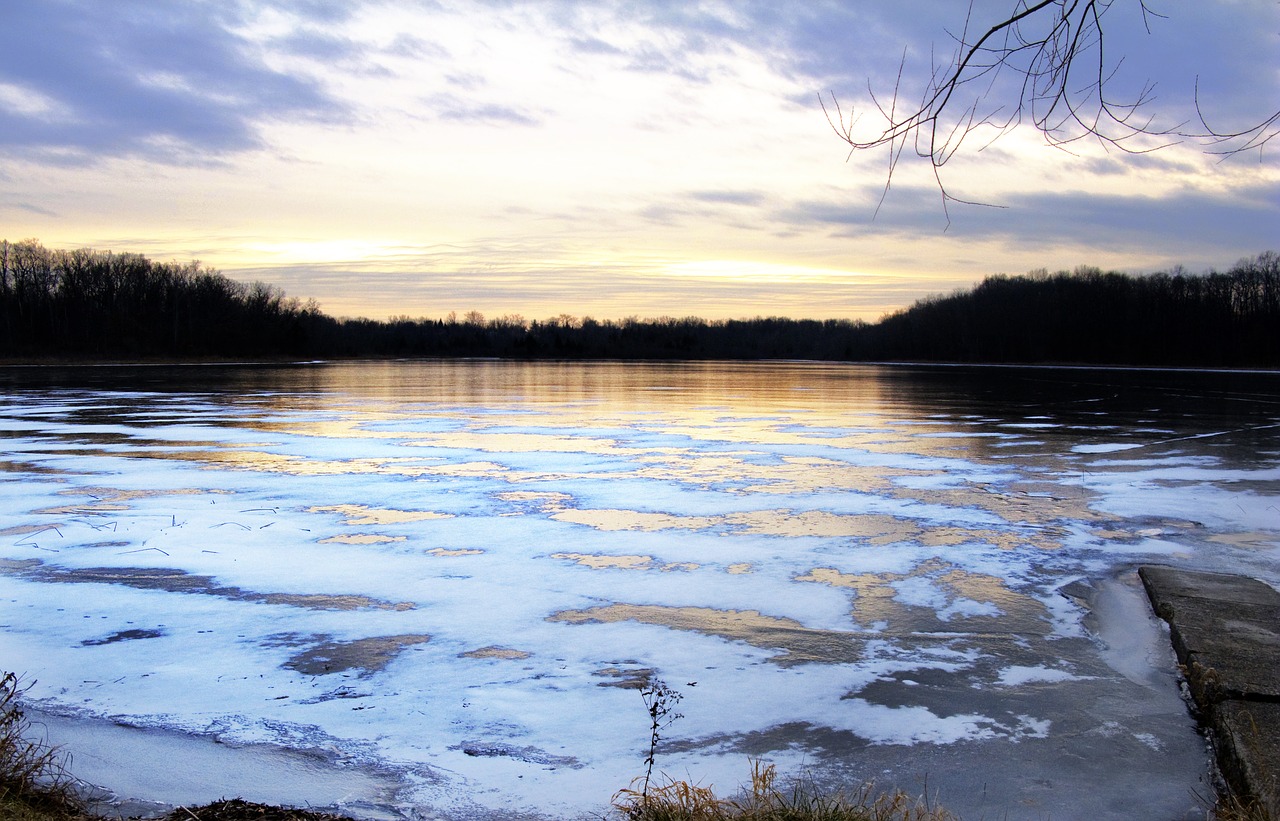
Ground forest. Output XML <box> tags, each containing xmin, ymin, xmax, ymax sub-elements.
<box><xmin>1</xmin><ymin>239</ymin><xmax>1277</xmax><ymax>368</ymax></box>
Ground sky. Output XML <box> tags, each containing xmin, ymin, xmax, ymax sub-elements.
<box><xmin>1</xmin><ymin>0</ymin><xmax>1277</xmax><ymax>322</ymax></box>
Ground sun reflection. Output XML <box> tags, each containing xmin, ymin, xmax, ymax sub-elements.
<box><xmin>460</xmin><ymin>646</ymin><xmax>531</xmax><ymax>660</ymax></box>
<box><xmin>550</xmin><ymin>509</ymin><xmax>720</xmax><ymax>532</ymax></box>
<box><xmin>797</xmin><ymin>559</ymin><xmax>1050</xmax><ymax>636</ymax></box>
<box><xmin>631</xmin><ymin>453</ymin><xmax>931</xmax><ymax>494</ymax></box>
<box><xmin>279</xmin><ymin>633</ymin><xmax>432</xmax><ymax>677</ymax></box>
<box><xmin>895</xmin><ymin>482</ymin><xmax>1102</xmax><ymax>526</ymax></box>
<box><xmin>550</xmin><ymin>552</ymin><xmax>702</xmax><ymax>571</ymax></box>
<box><xmin>727</xmin><ymin>510</ymin><xmax>916</xmax><ymax>540</ymax></box>
<box><xmin>318</xmin><ymin>534</ymin><xmax>407</xmax><ymax>545</ymax></box>
<box><xmin>547</xmin><ymin>603</ymin><xmax>866</xmax><ymax>665</ymax></box>
<box><xmin>543</xmin><ymin>504</ymin><xmax>1067</xmax><ymax>551</ymax></box>
<box><xmin>308</xmin><ymin>504</ymin><xmax>453</xmax><ymax>524</ymax></box>
<box><xmin>551</xmin><ymin>553</ymin><xmax>656</xmax><ymax>570</ymax></box>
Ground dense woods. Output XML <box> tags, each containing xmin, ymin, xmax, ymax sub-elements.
<box><xmin>0</xmin><ymin>239</ymin><xmax>320</xmax><ymax>358</ymax></box>
<box><xmin>863</xmin><ymin>257</ymin><xmax>1280</xmax><ymax>367</ymax></box>
<box><xmin>2</xmin><ymin>239</ymin><xmax>1277</xmax><ymax>367</ymax></box>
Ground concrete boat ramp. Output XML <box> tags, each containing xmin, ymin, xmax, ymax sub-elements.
<box><xmin>1140</xmin><ymin>566</ymin><xmax>1280</xmax><ymax>816</ymax></box>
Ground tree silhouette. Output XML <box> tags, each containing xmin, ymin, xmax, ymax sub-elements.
<box><xmin>823</xmin><ymin>0</ymin><xmax>1280</xmax><ymax>216</ymax></box>
<box><xmin>3</xmin><ymin>240</ymin><xmax>1276</xmax><ymax>368</ymax></box>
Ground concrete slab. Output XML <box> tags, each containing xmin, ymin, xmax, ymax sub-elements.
<box><xmin>1140</xmin><ymin>565</ymin><xmax>1280</xmax><ymax>815</ymax></box>
<box><xmin>1140</xmin><ymin>567</ymin><xmax>1280</xmax><ymax>701</ymax></box>
<box><xmin>1139</xmin><ymin>566</ymin><xmax>1280</xmax><ymax>609</ymax></box>
<box><xmin>1211</xmin><ymin>700</ymin><xmax>1280</xmax><ymax>820</ymax></box>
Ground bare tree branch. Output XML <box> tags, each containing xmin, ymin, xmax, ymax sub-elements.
<box><xmin>824</xmin><ymin>0</ymin><xmax>1280</xmax><ymax>219</ymax></box>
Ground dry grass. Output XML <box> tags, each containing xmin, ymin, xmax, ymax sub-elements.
<box><xmin>0</xmin><ymin>672</ymin><xmax>83</xmax><ymax>820</ymax></box>
<box><xmin>612</xmin><ymin>760</ymin><xmax>958</xmax><ymax>821</ymax></box>
<box><xmin>1213</xmin><ymin>793</ymin><xmax>1272</xmax><ymax>821</ymax></box>
<box><xmin>159</xmin><ymin>798</ymin><xmax>357</xmax><ymax>820</ymax></box>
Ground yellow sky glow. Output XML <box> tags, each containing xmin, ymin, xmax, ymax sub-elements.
<box><xmin>3</xmin><ymin>1</ymin><xmax>1276</xmax><ymax>322</ymax></box>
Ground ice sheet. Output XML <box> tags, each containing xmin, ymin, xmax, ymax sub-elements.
<box><xmin>2</xmin><ymin>361</ymin><xmax>1275</xmax><ymax>820</ymax></box>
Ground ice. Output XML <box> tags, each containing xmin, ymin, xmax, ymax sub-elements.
<box><xmin>2</xmin><ymin>361</ymin><xmax>1275</xmax><ymax>821</ymax></box>
<box><xmin>1072</xmin><ymin>443</ymin><xmax>1144</xmax><ymax>453</ymax></box>
<box><xmin>995</xmin><ymin>665</ymin><xmax>1083</xmax><ymax>686</ymax></box>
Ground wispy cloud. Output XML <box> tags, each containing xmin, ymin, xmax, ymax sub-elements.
<box><xmin>0</xmin><ymin>1</ymin><xmax>347</xmax><ymax>164</ymax></box>
<box><xmin>428</xmin><ymin>93</ymin><xmax>543</xmax><ymax>126</ymax></box>
<box><xmin>3</xmin><ymin>1</ymin><xmax>1276</xmax><ymax>321</ymax></box>
<box><xmin>689</xmin><ymin>190</ymin><xmax>769</xmax><ymax>206</ymax></box>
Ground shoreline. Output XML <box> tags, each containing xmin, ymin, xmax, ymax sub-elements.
<box><xmin>25</xmin><ymin>707</ymin><xmax>401</xmax><ymax>820</ymax></box>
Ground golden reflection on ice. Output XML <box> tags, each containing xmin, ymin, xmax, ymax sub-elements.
<box><xmin>550</xmin><ymin>553</ymin><xmax>701</xmax><ymax>572</ymax></box>
<box><xmin>405</xmin><ymin>431</ymin><xmax>645</xmax><ymax>456</ymax></box>
<box><xmin>5</xmin><ymin>561</ymin><xmax>416</xmax><ymax>611</ymax></box>
<box><xmin>307</xmin><ymin>504</ymin><xmax>453</xmax><ymax>525</ymax></box>
<box><xmin>318</xmin><ymin>534</ymin><xmax>407</xmax><ymax>545</ymax></box>
<box><xmin>547</xmin><ymin>505</ymin><xmax>1063</xmax><ymax>550</ymax></box>
<box><xmin>1208</xmin><ymin>532</ymin><xmax>1278</xmax><ymax>549</ymax></box>
<box><xmin>592</xmin><ymin>666</ymin><xmax>655</xmax><ymax>688</ymax></box>
<box><xmin>551</xmin><ymin>509</ymin><xmax>720</xmax><ymax>532</ymax></box>
<box><xmin>34</xmin><ymin>486</ymin><xmax>227</xmax><ymax>515</ymax></box>
<box><xmin>0</xmin><ymin>460</ymin><xmax>65</xmax><ymax>475</ymax></box>
<box><xmin>922</xmin><ymin>526</ymin><xmax>1063</xmax><ymax>552</ymax></box>
<box><xmin>36</xmin><ymin>503</ymin><xmax>130</xmax><ymax>515</ymax></box>
<box><xmin>0</xmin><ymin>524</ymin><xmax>57</xmax><ymax>537</ymax></box>
<box><xmin>428</xmin><ymin>547</ymin><xmax>485</xmax><ymax>557</ymax></box>
<box><xmin>632</xmin><ymin>454</ymin><xmax>930</xmax><ymax>495</ymax></box>
<box><xmin>172</xmin><ymin>450</ymin><xmax>446</xmax><ymax>477</ymax></box>
<box><xmin>726</xmin><ymin>510</ymin><xmax>916</xmax><ymax>540</ymax></box>
<box><xmin>552</xmin><ymin>553</ymin><xmax>654</xmax><ymax>570</ymax></box>
<box><xmin>495</xmin><ymin>491</ymin><xmax>572</xmax><ymax>504</ymax></box>
<box><xmin>548</xmin><ymin>603</ymin><xmax>865</xmax><ymax>665</ymax></box>
<box><xmin>281</xmin><ymin>633</ymin><xmax>431</xmax><ymax>677</ymax></box>
<box><xmin>726</xmin><ymin>563</ymin><xmax>754</xmax><ymax>575</ymax></box>
<box><xmin>494</xmin><ymin>491</ymin><xmax>572</xmax><ymax>515</ymax></box>
<box><xmin>257</xmin><ymin>415</ymin><xmax>657</xmax><ymax>458</ymax></box>
<box><xmin>626</xmin><ymin>416</ymin><xmax>996</xmax><ymax>461</ymax></box>
<box><xmin>797</xmin><ymin>558</ymin><xmax>1050</xmax><ymax>635</ymax></box>
<box><xmin>459</xmin><ymin>646</ymin><xmax>531</xmax><ymax>660</ymax></box>
<box><xmin>896</xmin><ymin>482</ymin><xmax>1102</xmax><ymax>526</ymax></box>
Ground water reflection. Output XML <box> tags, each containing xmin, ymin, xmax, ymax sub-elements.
<box><xmin>547</xmin><ymin>603</ymin><xmax>867</xmax><ymax>666</ymax></box>
<box><xmin>0</xmin><ymin>361</ymin><xmax>1277</xmax><ymax>820</ymax></box>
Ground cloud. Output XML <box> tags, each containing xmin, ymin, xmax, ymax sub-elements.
<box><xmin>689</xmin><ymin>190</ymin><xmax>768</xmax><ymax>206</ymax></box>
<box><xmin>229</xmin><ymin>251</ymin><xmax>925</xmax><ymax>322</ymax></box>
<box><xmin>778</xmin><ymin>181</ymin><xmax>1280</xmax><ymax>262</ymax></box>
<box><xmin>1</xmin><ymin>201</ymin><xmax>59</xmax><ymax>218</ymax></box>
<box><xmin>568</xmin><ymin>36</ymin><xmax>626</xmax><ymax>57</ymax></box>
<box><xmin>763</xmin><ymin>2</ymin><xmax>1280</xmax><ymax>160</ymax></box>
<box><xmin>428</xmin><ymin>93</ymin><xmax>543</xmax><ymax>126</ymax></box>
<box><xmin>0</xmin><ymin>1</ymin><xmax>348</xmax><ymax>164</ymax></box>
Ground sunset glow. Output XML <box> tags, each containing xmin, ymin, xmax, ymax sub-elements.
<box><xmin>3</xmin><ymin>1</ymin><xmax>1276</xmax><ymax>322</ymax></box>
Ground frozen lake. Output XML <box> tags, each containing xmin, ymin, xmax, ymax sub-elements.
<box><xmin>2</xmin><ymin>360</ymin><xmax>1279</xmax><ymax>819</ymax></box>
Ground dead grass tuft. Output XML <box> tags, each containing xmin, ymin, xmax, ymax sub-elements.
<box><xmin>159</xmin><ymin>798</ymin><xmax>357</xmax><ymax>820</ymax></box>
<box><xmin>612</xmin><ymin>760</ymin><xmax>958</xmax><ymax>821</ymax></box>
<box><xmin>1212</xmin><ymin>792</ymin><xmax>1272</xmax><ymax>821</ymax></box>
<box><xmin>0</xmin><ymin>672</ymin><xmax>82</xmax><ymax>819</ymax></box>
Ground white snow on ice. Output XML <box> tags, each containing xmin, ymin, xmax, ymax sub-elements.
<box><xmin>0</xmin><ymin>361</ymin><xmax>1275</xmax><ymax>821</ymax></box>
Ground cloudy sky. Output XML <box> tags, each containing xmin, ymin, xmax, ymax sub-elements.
<box><xmin>2</xmin><ymin>1</ymin><xmax>1276</xmax><ymax>321</ymax></box>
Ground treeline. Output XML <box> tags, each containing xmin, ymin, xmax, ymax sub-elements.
<box><xmin>2</xmin><ymin>239</ymin><xmax>1277</xmax><ymax>367</ymax></box>
<box><xmin>863</xmin><ymin>255</ymin><xmax>1280</xmax><ymax>367</ymax></box>
<box><xmin>317</xmin><ymin>314</ymin><xmax>867</xmax><ymax>361</ymax></box>
<box><xmin>0</xmin><ymin>239</ymin><xmax>320</xmax><ymax>358</ymax></box>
